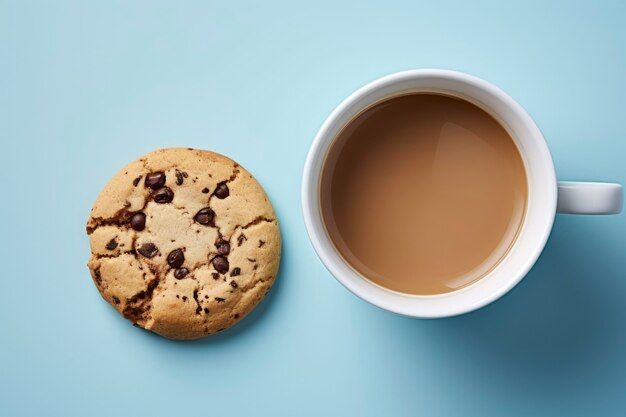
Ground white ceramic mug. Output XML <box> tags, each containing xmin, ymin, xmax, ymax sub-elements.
<box><xmin>302</xmin><ymin>69</ymin><xmax>623</xmax><ymax>318</ymax></box>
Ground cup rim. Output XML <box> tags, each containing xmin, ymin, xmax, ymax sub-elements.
<box><xmin>301</xmin><ymin>69</ymin><xmax>557</xmax><ymax>317</ymax></box>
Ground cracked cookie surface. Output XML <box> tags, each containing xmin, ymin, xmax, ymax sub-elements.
<box><xmin>86</xmin><ymin>148</ymin><xmax>281</xmax><ymax>340</ymax></box>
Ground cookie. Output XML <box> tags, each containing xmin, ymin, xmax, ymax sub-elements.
<box><xmin>86</xmin><ymin>148</ymin><xmax>281</xmax><ymax>340</ymax></box>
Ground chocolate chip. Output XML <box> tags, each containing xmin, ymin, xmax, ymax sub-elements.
<box><xmin>175</xmin><ymin>169</ymin><xmax>184</xmax><ymax>185</ymax></box>
<box><xmin>94</xmin><ymin>267</ymin><xmax>102</xmax><ymax>285</ymax></box>
<box><xmin>129</xmin><ymin>212</ymin><xmax>146</xmax><ymax>231</ymax></box>
<box><xmin>174</xmin><ymin>268</ymin><xmax>189</xmax><ymax>279</ymax></box>
<box><xmin>145</xmin><ymin>172</ymin><xmax>166</xmax><ymax>189</ymax></box>
<box><xmin>152</xmin><ymin>187</ymin><xmax>174</xmax><ymax>203</ymax></box>
<box><xmin>234</xmin><ymin>313</ymin><xmax>239</xmax><ymax>319</ymax></box>
<box><xmin>215</xmin><ymin>297</ymin><xmax>225</xmax><ymax>303</ymax></box>
<box><xmin>258</xmin><ymin>240</ymin><xmax>265</xmax><ymax>248</ymax></box>
<box><xmin>105</xmin><ymin>238</ymin><xmax>118</xmax><ymax>250</ymax></box>
<box><xmin>182</xmin><ymin>171</ymin><xmax>189</xmax><ymax>178</ymax></box>
<box><xmin>112</xmin><ymin>296</ymin><xmax>120</xmax><ymax>304</ymax></box>
<box><xmin>216</xmin><ymin>239</ymin><xmax>230</xmax><ymax>255</ymax></box>
<box><xmin>137</xmin><ymin>243</ymin><xmax>159</xmax><ymax>258</ymax></box>
<box><xmin>182</xmin><ymin>296</ymin><xmax>187</xmax><ymax>301</ymax></box>
<box><xmin>211</xmin><ymin>272</ymin><xmax>220</xmax><ymax>280</ymax></box>
<box><xmin>212</xmin><ymin>256</ymin><xmax>229</xmax><ymax>273</ymax></box>
<box><xmin>202</xmin><ymin>187</ymin><xmax>209</xmax><ymax>194</ymax></box>
<box><xmin>230</xmin><ymin>280</ymin><xmax>238</xmax><ymax>288</ymax></box>
<box><xmin>213</xmin><ymin>182</ymin><xmax>229</xmax><ymax>199</ymax></box>
<box><xmin>167</xmin><ymin>249</ymin><xmax>185</xmax><ymax>268</ymax></box>
<box><xmin>132</xmin><ymin>176</ymin><xmax>142</xmax><ymax>186</ymax></box>
<box><xmin>194</xmin><ymin>207</ymin><xmax>215</xmax><ymax>226</ymax></box>
<box><xmin>230</xmin><ymin>267</ymin><xmax>241</xmax><ymax>277</ymax></box>
<box><xmin>237</xmin><ymin>234</ymin><xmax>247</xmax><ymax>246</ymax></box>
<box><xmin>204</xmin><ymin>308</ymin><xmax>209</xmax><ymax>314</ymax></box>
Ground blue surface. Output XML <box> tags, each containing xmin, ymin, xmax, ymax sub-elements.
<box><xmin>1</xmin><ymin>1</ymin><xmax>625</xmax><ymax>416</ymax></box>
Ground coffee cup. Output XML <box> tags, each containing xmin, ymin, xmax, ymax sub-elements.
<box><xmin>302</xmin><ymin>69</ymin><xmax>622</xmax><ymax>317</ymax></box>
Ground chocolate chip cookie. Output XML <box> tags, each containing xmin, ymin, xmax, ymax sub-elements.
<box><xmin>86</xmin><ymin>148</ymin><xmax>281</xmax><ymax>340</ymax></box>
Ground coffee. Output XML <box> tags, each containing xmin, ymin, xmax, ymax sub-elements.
<box><xmin>320</xmin><ymin>93</ymin><xmax>528</xmax><ymax>295</ymax></box>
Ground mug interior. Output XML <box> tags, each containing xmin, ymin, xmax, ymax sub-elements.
<box><xmin>302</xmin><ymin>69</ymin><xmax>557</xmax><ymax>317</ymax></box>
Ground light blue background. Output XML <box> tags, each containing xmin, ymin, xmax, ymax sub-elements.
<box><xmin>1</xmin><ymin>1</ymin><xmax>625</xmax><ymax>416</ymax></box>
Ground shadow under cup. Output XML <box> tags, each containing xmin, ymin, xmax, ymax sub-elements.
<box><xmin>319</xmin><ymin>92</ymin><xmax>529</xmax><ymax>296</ymax></box>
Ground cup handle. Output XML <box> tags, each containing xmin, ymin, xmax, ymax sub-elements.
<box><xmin>557</xmin><ymin>181</ymin><xmax>623</xmax><ymax>214</ymax></box>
